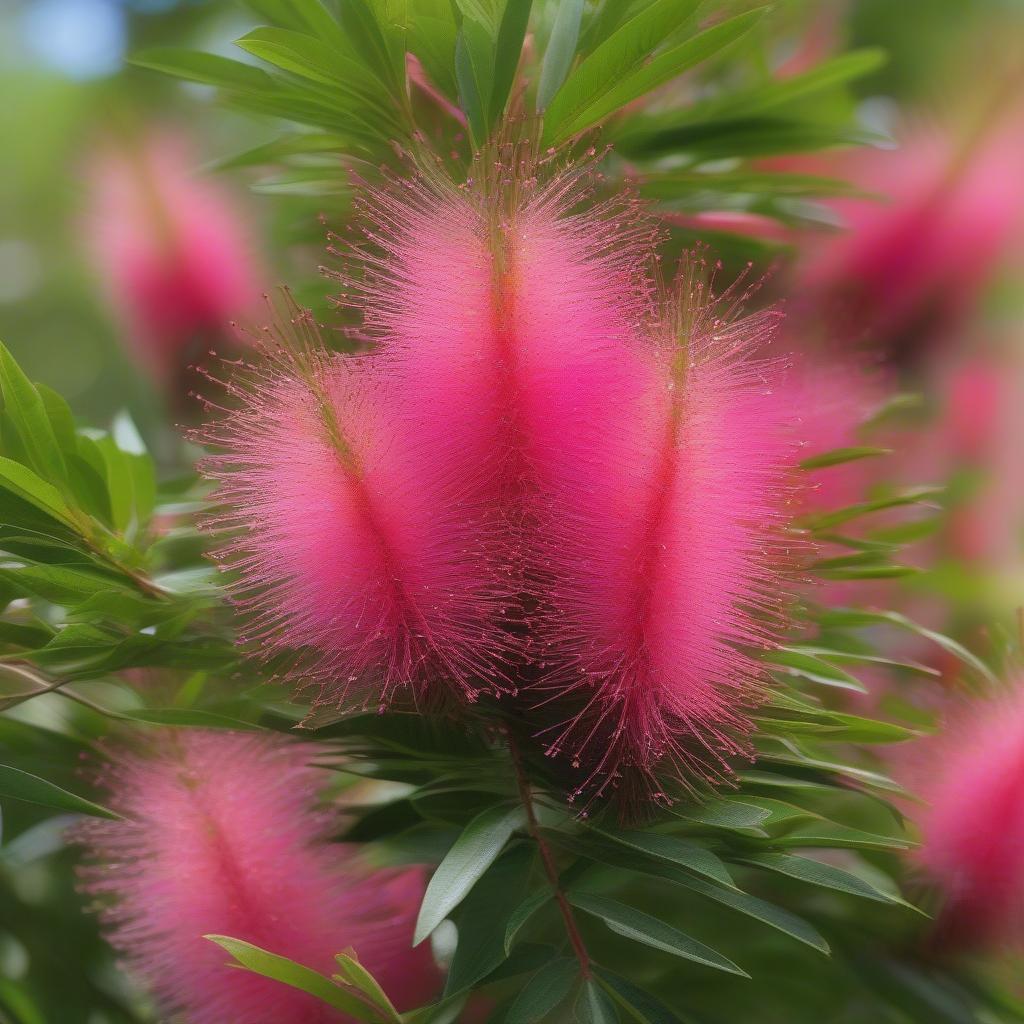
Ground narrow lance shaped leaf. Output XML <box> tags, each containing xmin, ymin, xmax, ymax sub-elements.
<box><xmin>506</xmin><ymin>958</ymin><xmax>578</xmax><ymax>1024</ymax></box>
<box><xmin>537</xmin><ymin>0</ymin><xmax>585</xmax><ymax>110</ymax></box>
<box><xmin>0</xmin><ymin>764</ymin><xmax>122</xmax><ymax>820</ymax></box>
<box><xmin>204</xmin><ymin>936</ymin><xmax>378</xmax><ymax>1020</ymax></box>
<box><xmin>576</xmin><ymin>978</ymin><xmax>619</xmax><ymax>1023</ymax></box>
<box><xmin>414</xmin><ymin>803</ymin><xmax>526</xmax><ymax>945</ymax></box>
<box><xmin>567</xmin><ymin>892</ymin><xmax>748</xmax><ymax>976</ymax></box>
<box><xmin>489</xmin><ymin>0</ymin><xmax>533</xmax><ymax>125</ymax></box>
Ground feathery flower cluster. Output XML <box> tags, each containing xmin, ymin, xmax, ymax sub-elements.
<box><xmin>912</xmin><ymin>687</ymin><xmax>1024</xmax><ymax>949</ymax></box>
<box><xmin>84</xmin><ymin>130</ymin><xmax>262</xmax><ymax>395</ymax></box>
<box><xmin>75</xmin><ymin>730</ymin><xmax>436</xmax><ymax>1023</ymax></box>
<box><xmin>200</xmin><ymin>153</ymin><xmax>801</xmax><ymax>802</ymax></box>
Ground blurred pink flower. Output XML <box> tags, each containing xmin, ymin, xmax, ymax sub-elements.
<box><xmin>76</xmin><ymin>730</ymin><xmax>437</xmax><ymax>1024</ymax></box>
<box><xmin>793</xmin><ymin>109</ymin><xmax>1024</xmax><ymax>364</ymax></box>
<box><xmin>912</xmin><ymin>687</ymin><xmax>1024</xmax><ymax>949</ymax></box>
<box><xmin>84</xmin><ymin>131</ymin><xmax>263</xmax><ymax>394</ymax></box>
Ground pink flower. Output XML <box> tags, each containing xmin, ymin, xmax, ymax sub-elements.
<box><xmin>912</xmin><ymin>687</ymin><xmax>1024</xmax><ymax>948</ymax></box>
<box><xmin>84</xmin><ymin>130</ymin><xmax>263</xmax><ymax>394</ymax></box>
<box><xmin>202</xmin><ymin>157</ymin><xmax>804</xmax><ymax>800</ymax></box>
<box><xmin>534</xmin><ymin>259</ymin><xmax>797</xmax><ymax>802</ymax></box>
<box><xmin>793</xmin><ymin>112</ymin><xmax>1024</xmax><ymax>363</ymax></box>
<box><xmin>75</xmin><ymin>730</ymin><xmax>437</xmax><ymax>1024</ymax></box>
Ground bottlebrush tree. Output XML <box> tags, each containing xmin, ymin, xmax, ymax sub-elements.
<box><xmin>1</xmin><ymin>3</ymin><xmax>1021</xmax><ymax>1024</ymax></box>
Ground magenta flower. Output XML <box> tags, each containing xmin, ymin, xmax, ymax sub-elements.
<box><xmin>84</xmin><ymin>130</ymin><xmax>263</xmax><ymax>394</ymax></box>
<box><xmin>202</xmin><ymin>160</ymin><xmax>804</xmax><ymax>800</ymax></box>
<box><xmin>75</xmin><ymin>731</ymin><xmax>437</xmax><ymax>1023</ymax></box>
<box><xmin>913</xmin><ymin>688</ymin><xmax>1024</xmax><ymax>948</ymax></box>
<box><xmin>534</xmin><ymin>260</ymin><xmax>796</xmax><ymax>801</ymax></box>
<box><xmin>794</xmin><ymin>113</ymin><xmax>1024</xmax><ymax>364</ymax></box>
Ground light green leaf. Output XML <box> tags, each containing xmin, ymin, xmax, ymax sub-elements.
<box><xmin>0</xmin><ymin>342</ymin><xmax>67</xmax><ymax>484</ymax></box>
<box><xmin>0</xmin><ymin>763</ymin><xmax>121</xmax><ymax>820</ymax></box>
<box><xmin>538</xmin><ymin>0</ymin><xmax>585</xmax><ymax>110</ymax></box>
<box><xmin>568</xmin><ymin>892</ymin><xmax>747</xmax><ymax>976</ymax></box>
<box><xmin>0</xmin><ymin>457</ymin><xmax>74</xmax><ymax>525</ymax></box>
<box><xmin>506</xmin><ymin>958</ymin><xmax>578</xmax><ymax>1023</ymax></box>
<box><xmin>131</xmin><ymin>48</ymin><xmax>275</xmax><ymax>91</ymax></box>
<box><xmin>334</xmin><ymin>951</ymin><xmax>401</xmax><ymax>1023</ymax></box>
<box><xmin>205</xmin><ymin>936</ymin><xmax>377</xmax><ymax>1019</ymax></box>
<box><xmin>414</xmin><ymin>802</ymin><xmax>526</xmax><ymax>944</ymax></box>
<box><xmin>544</xmin><ymin>0</ymin><xmax>700</xmax><ymax>143</ymax></box>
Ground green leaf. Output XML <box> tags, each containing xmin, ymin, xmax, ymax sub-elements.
<box><xmin>334</xmin><ymin>952</ymin><xmax>401</xmax><ymax>1023</ymax></box>
<box><xmin>567</xmin><ymin>892</ymin><xmax>747</xmax><ymax>976</ymax></box>
<box><xmin>593</xmin><ymin>969</ymin><xmax>682</xmax><ymax>1024</ymax></box>
<box><xmin>489</xmin><ymin>0</ymin><xmax>533</xmax><ymax>124</ymax></box>
<box><xmin>0</xmin><ymin>342</ymin><xmax>67</xmax><ymax>484</ymax></box>
<box><xmin>455</xmin><ymin>21</ymin><xmax>489</xmax><ymax>145</ymax></box>
<box><xmin>506</xmin><ymin>958</ymin><xmax>578</xmax><ymax>1023</ymax></box>
<box><xmin>119</xmin><ymin>708</ymin><xmax>260</xmax><ymax>730</ymax></box>
<box><xmin>576</xmin><ymin>978</ymin><xmax>619</xmax><ymax>1024</ymax></box>
<box><xmin>131</xmin><ymin>47</ymin><xmax>275</xmax><ymax>91</ymax></box>
<box><xmin>800</xmin><ymin>446</ymin><xmax>891</xmax><ymax>470</ymax></box>
<box><xmin>546</xmin><ymin>5</ymin><xmax>763</xmax><ymax>145</ymax></box>
<box><xmin>674</xmin><ymin>797</ymin><xmax>773</xmax><ymax>833</ymax></box>
<box><xmin>445</xmin><ymin>843</ymin><xmax>535</xmax><ymax>995</ymax></box>
<box><xmin>589</xmin><ymin>826</ymin><xmax>736</xmax><ymax>887</ymax></box>
<box><xmin>739</xmin><ymin>853</ymin><xmax>915</xmax><ymax>909</ymax></box>
<box><xmin>0</xmin><ymin>764</ymin><xmax>121</xmax><ymax>820</ymax></box>
<box><xmin>414</xmin><ymin>802</ymin><xmax>526</xmax><ymax>944</ymax></box>
<box><xmin>504</xmin><ymin>884</ymin><xmax>554</xmax><ymax>955</ymax></box>
<box><xmin>766</xmin><ymin>647</ymin><xmax>867</xmax><ymax>693</ymax></box>
<box><xmin>336</xmin><ymin>0</ymin><xmax>405</xmax><ymax>100</ymax></box>
<box><xmin>817</xmin><ymin>607</ymin><xmax>998</xmax><ymax>687</ymax></box>
<box><xmin>0</xmin><ymin>457</ymin><xmax>74</xmax><ymax>525</ymax></box>
<box><xmin>205</xmin><ymin>936</ymin><xmax>377</xmax><ymax>1019</ymax></box>
<box><xmin>538</xmin><ymin>0</ymin><xmax>585</xmax><ymax>110</ymax></box>
<box><xmin>658</xmin><ymin>867</ymin><xmax>829</xmax><ymax>954</ymax></box>
<box><xmin>544</xmin><ymin>0</ymin><xmax>700</xmax><ymax>143</ymax></box>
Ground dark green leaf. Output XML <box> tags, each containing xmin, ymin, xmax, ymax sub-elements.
<box><xmin>800</xmin><ymin>446</ymin><xmax>891</xmax><ymax>470</ymax></box>
<box><xmin>489</xmin><ymin>0</ymin><xmax>532</xmax><ymax>124</ymax></box>
<box><xmin>0</xmin><ymin>458</ymin><xmax>73</xmax><ymax>525</ymax></box>
<box><xmin>738</xmin><ymin>853</ymin><xmax>916</xmax><ymax>909</ymax></box>
<box><xmin>445</xmin><ymin>843</ymin><xmax>535</xmax><ymax>995</ymax></box>
<box><xmin>506</xmin><ymin>958</ymin><xmax>578</xmax><ymax>1023</ymax></box>
<box><xmin>504</xmin><ymin>884</ymin><xmax>553</xmax><ymax>955</ymax></box>
<box><xmin>576</xmin><ymin>978</ymin><xmax>618</xmax><ymax>1023</ymax></box>
<box><xmin>589</xmin><ymin>826</ymin><xmax>735</xmax><ymax>887</ymax></box>
<box><xmin>593</xmin><ymin>969</ymin><xmax>682</xmax><ymax>1024</ymax></box>
<box><xmin>567</xmin><ymin>892</ymin><xmax>747</xmax><ymax>976</ymax></box>
<box><xmin>0</xmin><ymin>763</ymin><xmax>121</xmax><ymax>820</ymax></box>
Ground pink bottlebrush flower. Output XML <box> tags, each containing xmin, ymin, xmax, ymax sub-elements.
<box><xmin>198</xmin><ymin>330</ymin><xmax>507</xmax><ymax>706</ymax></box>
<box><xmin>75</xmin><ymin>730</ymin><xmax>437</xmax><ymax>1024</ymax></box>
<box><xmin>911</xmin><ymin>687</ymin><xmax>1024</xmax><ymax>949</ymax></box>
<box><xmin>203</xmin><ymin>155</ymin><xmax>655</xmax><ymax>709</ymax></box>
<box><xmin>83</xmin><ymin>130</ymin><xmax>263</xmax><ymax>395</ymax></box>
<box><xmin>534</xmin><ymin>259</ymin><xmax>798</xmax><ymax>802</ymax></box>
<box><xmin>792</xmin><ymin>109</ymin><xmax>1024</xmax><ymax>364</ymax></box>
